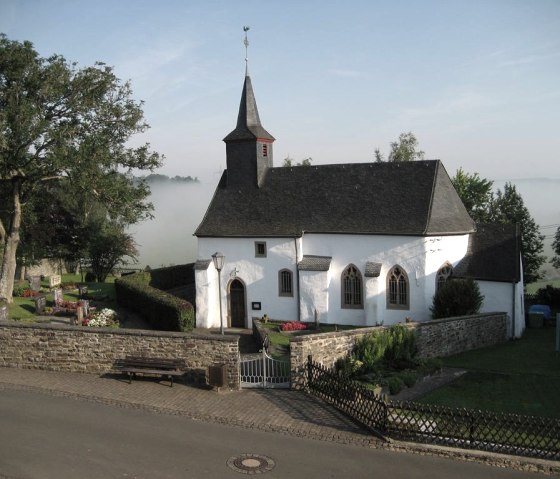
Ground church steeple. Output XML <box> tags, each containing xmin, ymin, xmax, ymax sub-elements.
<box><xmin>223</xmin><ymin>27</ymin><xmax>274</xmax><ymax>189</ymax></box>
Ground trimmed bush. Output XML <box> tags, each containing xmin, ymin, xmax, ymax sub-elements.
<box><xmin>430</xmin><ymin>278</ymin><xmax>484</xmax><ymax>319</ymax></box>
<box><xmin>148</xmin><ymin>264</ymin><xmax>194</xmax><ymax>291</ymax></box>
<box><xmin>115</xmin><ymin>265</ymin><xmax>195</xmax><ymax>332</ymax></box>
<box><xmin>387</xmin><ymin>376</ymin><xmax>404</xmax><ymax>395</ymax></box>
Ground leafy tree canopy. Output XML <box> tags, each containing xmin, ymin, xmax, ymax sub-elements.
<box><xmin>375</xmin><ymin>132</ymin><xmax>425</xmax><ymax>162</ymax></box>
<box><xmin>451</xmin><ymin>168</ymin><xmax>494</xmax><ymax>222</ymax></box>
<box><xmin>283</xmin><ymin>156</ymin><xmax>312</xmax><ymax>167</ymax></box>
<box><xmin>452</xmin><ymin>168</ymin><xmax>545</xmax><ymax>284</ymax></box>
<box><xmin>490</xmin><ymin>183</ymin><xmax>545</xmax><ymax>283</ymax></box>
<box><xmin>0</xmin><ymin>34</ymin><xmax>162</xmax><ymax>301</ymax></box>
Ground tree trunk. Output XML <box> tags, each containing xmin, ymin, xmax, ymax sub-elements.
<box><xmin>0</xmin><ymin>181</ymin><xmax>22</xmax><ymax>303</ymax></box>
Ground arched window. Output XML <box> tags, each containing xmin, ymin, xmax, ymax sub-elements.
<box><xmin>341</xmin><ymin>264</ymin><xmax>363</xmax><ymax>309</ymax></box>
<box><xmin>278</xmin><ymin>269</ymin><xmax>293</xmax><ymax>297</ymax></box>
<box><xmin>387</xmin><ymin>265</ymin><xmax>409</xmax><ymax>310</ymax></box>
<box><xmin>436</xmin><ymin>263</ymin><xmax>453</xmax><ymax>291</ymax></box>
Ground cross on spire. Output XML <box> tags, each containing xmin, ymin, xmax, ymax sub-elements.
<box><xmin>243</xmin><ymin>26</ymin><xmax>250</xmax><ymax>75</ymax></box>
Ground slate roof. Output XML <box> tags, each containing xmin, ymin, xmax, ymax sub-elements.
<box><xmin>454</xmin><ymin>223</ymin><xmax>521</xmax><ymax>283</ymax></box>
<box><xmin>298</xmin><ymin>255</ymin><xmax>332</xmax><ymax>271</ymax></box>
<box><xmin>195</xmin><ymin>160</ymin><xmax>475</xmax><ymax>238</ymax></box>
<box><xmin>223</xmin><ymin>75</ymin><xmax>274</xmax><ymax>142</ymax></box>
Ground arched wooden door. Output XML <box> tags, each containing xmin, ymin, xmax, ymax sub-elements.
<box><xmin>229</xmin><ymin>279</ymin><xmax>246</xmax><ymax>328</ymax></box>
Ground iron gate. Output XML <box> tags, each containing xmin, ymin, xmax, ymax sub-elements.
<box><xmin>240</xmin><ymin>340</ymin><xmax>290</xmax><ymax>389</ymax></box>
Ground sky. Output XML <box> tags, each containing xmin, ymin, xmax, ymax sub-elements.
<box><xmin>2</xmin><ymin>0</ymin><xmax>560</xmax><ymax>183</ymax></box>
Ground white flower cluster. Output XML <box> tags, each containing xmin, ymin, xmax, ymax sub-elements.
<box><xmin>87</xmin><ymin>308</ymin><xmax>118</xmax><ymax>327</ymax></box>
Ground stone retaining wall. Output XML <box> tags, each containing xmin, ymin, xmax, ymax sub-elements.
<box><xmin>290</xmin><ymin>313</ymin><xmax>508</xmax><ymax>388</ymax></box>
<box><xmin>0</xmin><ymin>321</ymin><xmax>240</xmax><ymax>389</ymax></box>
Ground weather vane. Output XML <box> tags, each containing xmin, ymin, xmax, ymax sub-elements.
<box><xmin>243</xmin><ymin>26</ymin><xmax>250</xmax><ymax>73</ymax></box>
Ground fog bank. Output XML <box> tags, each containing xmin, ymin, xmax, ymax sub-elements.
<box><xmin>129</xmin><ymin>177</ymin><xmax>560</xmax><ymax>277</ymax></box>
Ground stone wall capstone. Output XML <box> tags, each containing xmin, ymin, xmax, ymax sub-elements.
<box><xmin>289</xmin><ymin>313</ymin><xmax>508</xmax><ymax>388</ymax></box>
<box><xmin>0</xmin><ymin>322</ymin><xmax>240</xmax><ymax>389</ymax></box>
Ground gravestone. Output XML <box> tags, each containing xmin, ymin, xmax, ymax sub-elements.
<box><xmin>49</xmin><ymin>275</ymin><xmax>61</xmax><ymax>288</ymax></box>
<box><xmin>0</xmin><ymin>305</ymin><xmax>7</xmax><ymax>321</ymax></box>
<box><xmin>34</xmin><ymin>295</ymin><xmax>46</xmax><ymax>314</ymax></box>
<box><xmin>78</xmin><ymin>284</ymin><xmax>88</xmax><ymax>298</ymax></box>
<box><xmin>53</xmin><ymin>288</ymin><xmax>63</xmax><ymax>306</ymax></box>
<box><xmin>81</xmin><ymin>300</ymin><xmax>90</xmax><ymax>316</ymax></box>
<box><xmin>29</xmin><ymin>276</ymin><xmax>41</xmax><ymax>292</ymax></box>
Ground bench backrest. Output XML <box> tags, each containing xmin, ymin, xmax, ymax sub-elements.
<box><xmin>117</xmin><ymin>357</ymin><xmax>186</xmax><ymax>370</ymax></box>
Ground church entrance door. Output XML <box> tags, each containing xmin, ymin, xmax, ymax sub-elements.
<box><xmin>229</xmin><ymin>279</ymin><xmax>246</xmax><ymax>328</ymax></box>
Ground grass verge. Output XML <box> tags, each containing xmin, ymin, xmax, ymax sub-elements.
<box><xmin>418</xmin><ymin>328</ymin><xmax>560</xmax><ymax>418</ymax></box>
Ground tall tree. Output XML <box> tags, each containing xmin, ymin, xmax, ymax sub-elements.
<box><xmin>452</xmin><ymin>169</ymin><xmax>545</xmax><ymax>284</ymax></box>
<box><xmin>388</xmin><ymin>132</ymin><xmax>425</xmax><ymax>162</ymax></box>
<box><xmin>490</xmin><ymin>183</ymin><xmax>545</xmax><ymax>284</ymax></box>
<box><xmin>552</xmin><ymin>226</ymin><xmax>560</xmax><ymax>270</ymax></box>
<box><xmin>0</xmin><ymin>35</ymin><xmax>161</xmax><ymax>302</ymax></box>
<box><xmin>451</xmin><ymin>168</ymin><xmax>494</xmax><ymax>222</ymax></box>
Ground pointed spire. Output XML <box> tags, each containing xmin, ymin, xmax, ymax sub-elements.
<box><xmin>223</xmin><ymin>27</ymin><xmax>274</xmax><ymax>142</ymax></box>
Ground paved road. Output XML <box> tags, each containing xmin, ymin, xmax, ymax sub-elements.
<box><xmin>0</xmin><ymin>389</ymin><xmax>541</xmax><ymax>479</ymax></box>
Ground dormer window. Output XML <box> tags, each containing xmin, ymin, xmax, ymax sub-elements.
<box><xmin>262</xmin><ymin>144</ymin><xmax>268</xmax><ymax>157</ymax></box>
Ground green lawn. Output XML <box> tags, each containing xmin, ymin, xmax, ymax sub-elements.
<box><xmin>418</xmin><ymin>328</ymin><xmax>560</xmax><ymax>418</ymax></box>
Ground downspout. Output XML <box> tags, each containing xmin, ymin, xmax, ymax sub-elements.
<box><xmin>294</xmin><ymin>233</ymin><xmax>303</xmax><ymax>322</ymax></box>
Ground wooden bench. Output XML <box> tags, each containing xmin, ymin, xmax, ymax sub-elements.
<box><xmin>114</xmin><ymin>356</ymin><xmax>186</xmax><ymax>387</ymax></box>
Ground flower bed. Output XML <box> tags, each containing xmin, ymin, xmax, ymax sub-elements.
<box><xmin>280</xmin><ymin>321</ymin><xmax>307</xmax><ymax>332</ymax></box>
<box><xmin>82</xmin><ymin>308</ymin><xmax>118</xmax><ymax>328</ymax></box>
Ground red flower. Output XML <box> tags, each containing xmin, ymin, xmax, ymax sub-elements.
<box><xmin>281</xmin><ymin>321</ymin><xmax>307</xmax><ymax>331</ymax></box>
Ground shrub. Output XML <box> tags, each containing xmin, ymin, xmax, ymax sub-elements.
<box><xmin>115</xmin><ymin>270</ymin><xmax>195</xmax><ymax>332</ymax></box>
<box><xmin>12</xmin><ymin>282</ymin><xmax>28</xmax><ymax>297</ymax></box>
<box><xmin>335</xmin><ymin>356</ymin><xmax>363</xmax><ymax>378</ymax></box>
<box><xmin>400</xmin><ymin>370</ymin><xmax>417</xmax><ymax>388</ymax></box>
<box><xmin>148</xmin><ymin>264</ymin><xmax>195</xmax><ymax>290</ymax></box>
<box><xmin>353</xmin><ymin>324</ymin><xmax>418</xmax><ymax>372</ymax></box>
<box><xmin>387</xmin><ymin>376</ymin><xmax>404</xmax><ymax>395</ymax></box>
<box><xmin>430</xmin><ymin>278</ymin><xmax>484</xmax><ymax>319</ymax></box>
<box><xmin>385</xmin><ymin>324</ymin><xmax>417</xmax><ymax>363</ymax></box>
<box><xmin>354</xmin><ymin>330</ymin><xmax>390</xmax><ymax>372</ymax></box>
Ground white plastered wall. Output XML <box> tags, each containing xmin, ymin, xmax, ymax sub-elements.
<box><xmin>196</xmin><ymin>237</ymin><xmax>301</xmax><ymax>328</ymax></box>
<box><xmin>302</xmin><ymin>233</ymin><xmax>470</xmax><ymax>326</ymax></box>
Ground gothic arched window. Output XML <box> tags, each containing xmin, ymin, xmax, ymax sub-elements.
<box><xmin>387</xmin><ymin>265</ymin><xmax>409</xmax><ymax>310</ymax></box>
<box><xmin>341</xmin><ymin>264</ymin><xmax>363</xmax><ymax>309</ymax></box>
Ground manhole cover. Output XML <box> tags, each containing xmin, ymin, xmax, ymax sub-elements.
<box><xmin>227</xmin><ymin>454</ymin><xmax>275</xmax><ymax>475</ymax></box>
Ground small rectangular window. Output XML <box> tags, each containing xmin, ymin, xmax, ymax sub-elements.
<box><xmin>262</xmin><ymin>144</ymin><xmax>268</xmax><ymax>157</ymax></box>
<box><xmin>255</xmin><ymin>241</ymin><xmax>267</xmax><ymax>258</ymax></box>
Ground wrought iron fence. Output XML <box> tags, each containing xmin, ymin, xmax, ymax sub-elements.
<box><xmin>306</xmin><ymin>357</ymin><xmax>560</xmax><ymax>460</ymax></box>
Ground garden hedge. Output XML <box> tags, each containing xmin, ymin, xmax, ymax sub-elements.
<box><xmin>115</xmin><ymin>264</ymin><xmax>195</xmax><ymax>332</ymax></box>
